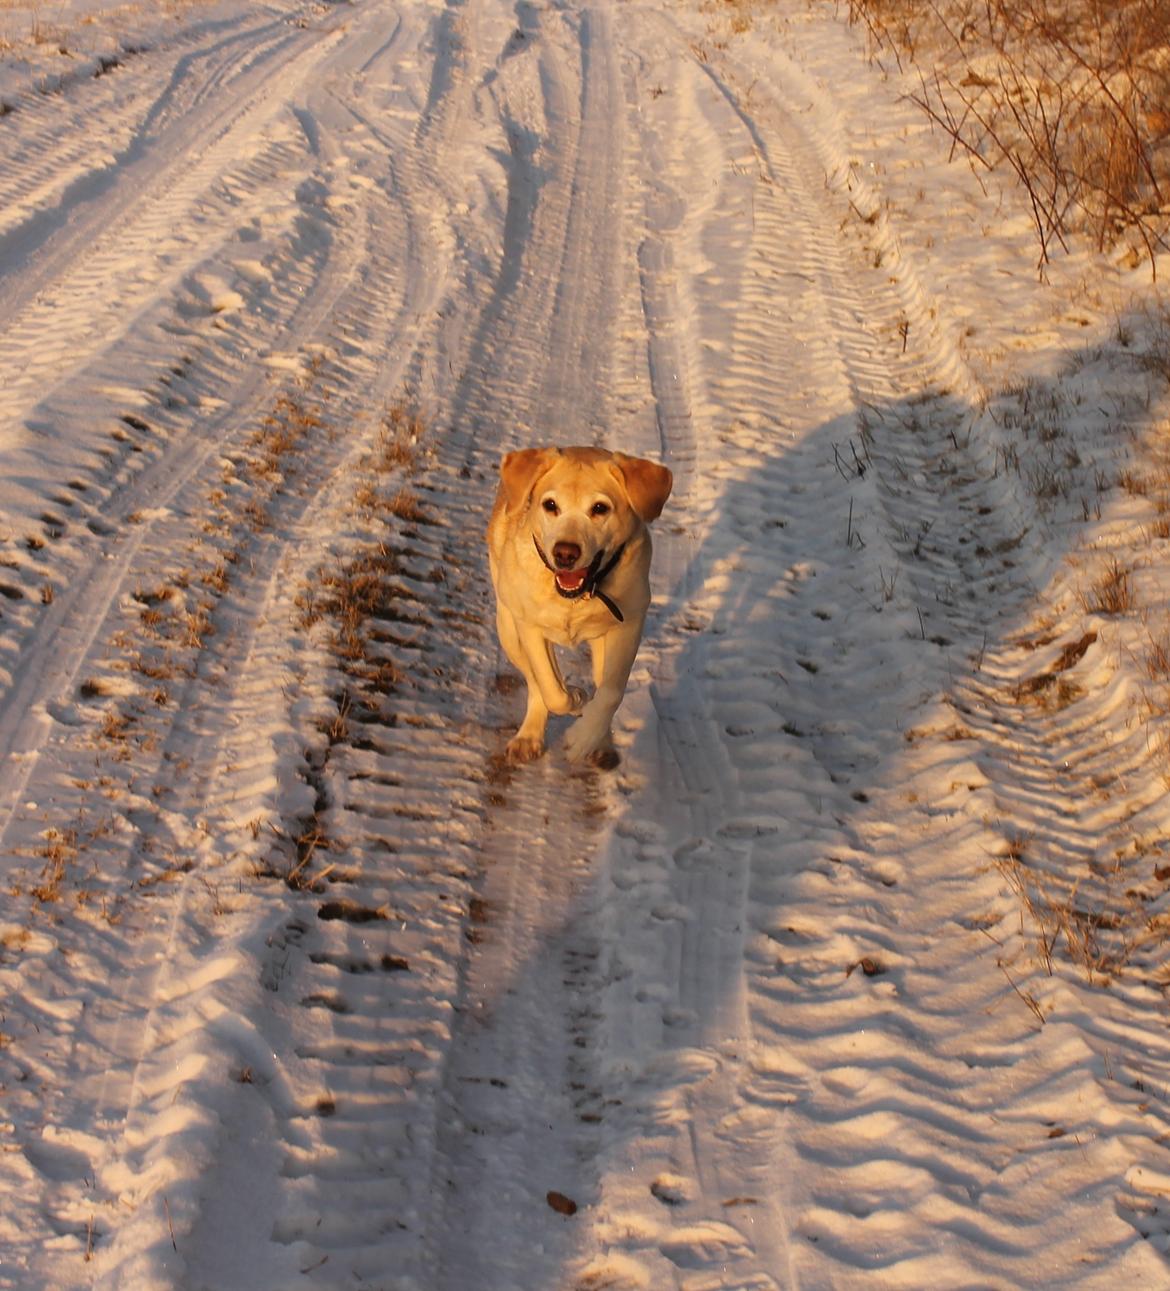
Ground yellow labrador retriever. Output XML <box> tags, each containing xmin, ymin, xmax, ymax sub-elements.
<box><xmin>488</xmin><ymin>446</ymin><xmax>673</xmax><ymax>768</ymax></box>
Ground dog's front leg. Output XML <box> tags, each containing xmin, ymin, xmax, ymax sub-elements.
<box><xmin>563</xmin><ymin>622</ymin><xmax>642</xmax><ymax>769</ymax></box>
<box><xmin>499</xmin><ymin>620</ymin><xmax>585</xmax><ymax>764</ymax></box>
<box><xmin>495</xmin><ymin>606</ymin><xmax>570</xmax><ymax>762</ymax></box>
<box><xmin>496</xmin><ymin>604</ymin><xmax>549</xmax><ymax>762</ymax></box>
<box><xmin>516</xmin><ymin>621</ymin><xmax>587</xmax><ymax>716</ymax></box>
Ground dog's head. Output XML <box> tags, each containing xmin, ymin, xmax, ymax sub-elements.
<box><xmin>498</xmin><ymin>446</ymin><xmax>673</xmax><ymax>598</ymax></box>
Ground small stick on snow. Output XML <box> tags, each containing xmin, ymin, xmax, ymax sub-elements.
<box><xmin>847</xmin><ymin>499</ymin><xmax>865</xmax><ymax>549</ymax></box>
<box><xmin>999</xmin><ymin>963</ymin><xmax>1045</xmax><ymax>1027</ymax></box>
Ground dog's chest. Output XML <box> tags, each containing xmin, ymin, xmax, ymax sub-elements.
<box><xmin>533</xmin><ymin>595</ymin><xmax>612</xmax><ymax>646</ymax></box>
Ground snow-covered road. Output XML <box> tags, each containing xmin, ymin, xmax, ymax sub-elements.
<box><xmin>2</xmin><ymin>0</ymin><xmax>1170</xmax><ymax>1287</ymax></box>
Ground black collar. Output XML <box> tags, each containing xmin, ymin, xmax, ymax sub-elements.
<box><xmin>533</xmin><ymin>535</ymin><xmax>627</xmax><ymax>623</ymax></box>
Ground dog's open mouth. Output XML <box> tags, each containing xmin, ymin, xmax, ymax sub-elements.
<box><xmin>555</xmin><ymin>568</ymin><xmax>589</xmax><ymax>597</ymax></box>
<box><xmin>533</xmin><ymin>536</ymin><xmax>626</xmax><ymax>621</ymax></box>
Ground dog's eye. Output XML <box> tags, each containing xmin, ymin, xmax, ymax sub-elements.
<box><xmin>542</xmin><ymin>498</ymin><xmax>559</xmax><ymax>515</ymax></box>
<box><xmin>590</xmin><ymin>502</ymin><xmax>611</xmax><ymax>517</ymax></box>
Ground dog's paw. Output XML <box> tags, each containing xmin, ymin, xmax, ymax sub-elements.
<box><xmin>586</xmin><ymin>745</ymin><xmax>620</xmax><ymax>771</ymax></box>
<box><xmin>563</xmin><ymin>716</ymin><xmax>617</xmax><ymax>769</ymax></box>
<box><xmin>505</xmin><ymin>734</ymin><xmax>545</xmax><ymax>764</ymax></box>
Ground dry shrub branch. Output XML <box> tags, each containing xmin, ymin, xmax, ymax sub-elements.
<box><xmin>843</xmin><ymin>0</ymin><xmax>1170</xmax><ymax>274</ymax></box>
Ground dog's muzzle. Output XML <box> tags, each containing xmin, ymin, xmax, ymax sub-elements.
<box><xmin>533</xmin><ymin>535</ymin><xmax>626</xmax><ymax>621</ymax></box>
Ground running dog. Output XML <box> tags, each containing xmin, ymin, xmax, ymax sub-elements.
<box><xmin>487</xmin><ymin>446</ymin><xmax>673</xmax><ymax>768</ymax></box>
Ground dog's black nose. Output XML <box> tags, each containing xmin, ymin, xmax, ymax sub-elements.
<box><xmin>553</xmin><ymin>541</ymin><xmax>581</xmax><ymax>569</ymax></box>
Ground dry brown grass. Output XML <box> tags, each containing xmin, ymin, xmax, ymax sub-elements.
<box><xmin>387</xmin><ymin>489</ymin><xmax>431</xmax><ymax>524</ymax></box>
<box><xmin>133</xmin><ymin>584</ymin><xmax>174</xmax><ymax>608</ymax></box>
<box><xmin>1139</xmin><ymin>623</ymin><xmax>1170</xmax><ymax>777</ymax></box>
<box><xmin>276</xmin><ymin>399</ymin><xmax>436</xmax><ymax>897</ymax></box>
<box><xmin>128</xmin><ymin>649</ymin><xmax>170</xmax><ymax>681</ymax></box>
<box><xmin>32</xmin><ymin>828</ymin><xmax>78</xmax><ymax>904</ymax></box>
<box><xmin>181</xmin><ymin>602</ymin><xmax>215</xmax><ymax>649</ymax></box>
<box><xmin>995</xmin><ymin>842</ymin><xmax>1129</xmax><ymax>985</ymax></box>
<box><xmin>98</xmin><ymin>709</ymin><xmax>131</xmax><ymax>744</ymax></box>
<box><xmin>378</xmin><ymin>404</ymin><xmax>425</xmax><ymax>472</ymax></box>
<box><xmin>1140</xmin><ymin>617</ymin><xmax>1170</xmax><ymax>683</ymax></box>
<box><xmin>287</xmin><ymin>823</ymin><xmax>332</xmax><ymax>892</ymax></box>
<box><xmin>1015</xmin><ymin>629</ymin><xmax>1096</xmax><ymax>706</ymax></box>
<box><xmin>1077</xmin><ymin>556</ymin><xmax>1136</xmax><ymax>614</ymax></box>
<box><xmin>845</xmin><ymin>0</ymin><xmax>1170</xmax><ymax>273</ymax></box>
<box><xmin>352</xmin><ymin>480</ymin><xmax>380</xmax><ymax>513</ymax></box>
<box><xmin>310</xmin><ymin>552</ymin><xmax>407</xmax><ymax>677</ymax></box>
<box><xmin>246</xmin><ymin>393</ymin><xmax>322</xmax><ymax>482</ymax></box>
<box><xmin>351</xmin><ymin>405</ymin><xmax>433</xmax><ymax>521</ymax></box>
<box><xmin>200</xmin><ymin>558</ymin><xmax>233</xmax><ymax>596</ymax></box>
<box><xmin>300</xmin><ymin>398</ymin><xmax>431</xmax><ymax>653</ymax></box>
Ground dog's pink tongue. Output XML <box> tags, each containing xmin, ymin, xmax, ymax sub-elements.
<box><xmin>556</xmin><ymin>568</ymin><xmax>588</xmax><ymax>592</ymax></box>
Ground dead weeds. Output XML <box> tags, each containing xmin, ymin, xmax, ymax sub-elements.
<box><xmin>1078</xmin><ymin>556</ymin><xmax>1136</xmax><ymax>615</ymax></box>
<box><xmin>845</xmin><ymin>0</ymin><xmax>1170</xmax><ymax>273</ymax></box>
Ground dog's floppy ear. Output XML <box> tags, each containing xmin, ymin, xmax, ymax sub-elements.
<box><xmin>499</xmin><ymin>447</ymin><xmax>556</xmax><ymax>511</ymax></box>
<box><xmin>613</xmin><ymin>453</ymin><xmax>673</xmax><ymax>522</ymax></box>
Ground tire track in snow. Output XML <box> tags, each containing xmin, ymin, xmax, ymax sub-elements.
<box><xmin>717</xmin><ymin>36</ymin><xmax>1170</xmax><ymax>1274</ymax></box>
<box><xmin>0</xmin><ymin>8</ymin><xmax>348</xmax><ymax>433</ymax></box>
<box><xmin>0</xmin><ymin>0</ymin><xmax>452</xmax><ymax>846</ymax></box>
<box><xmin>0</xmin><ymin>8</ymin><xmax>275</xmax><ymax>248</ymax></box>
<box><xmin>572</xmin><ymin>29</ymin><xmax>884</xmax><ymax>1283</ymax></box>
<box><xmin>439</xmin><ymin>1</ymin><xmax>638</xmax><ymax>435</ymax></box>
<box><xmin>0</xmin><ymin>106</ymin><xmax>359</xmax><ymax>846</ymax></box>
<box><xmin>550</xmin><ymin>14</ymin><xmax>1157</xmax><ymax>1286</ymax></box>
<box><xmin>948</xmin><ymin>406</ymin><xmax>1170</xmax><ymax>1258</ymax></box>
<box><xmin>68</xmin><ymin>0</ymin><xmax>620</xmax><ymax>1283</ymax></box>
<box><xmin>532</xmin><ymin>5</ymin><xmax>624</xmax><ymax>435</ymax></box>
<box><xmin>118</xmin><ymin>10</ymin><xmax>516</xmax><ymax>1283</ymax></box>
<box><xmin>416</xmin><ymin>9</ymin><xmax>644</xmax><ymax>1287</ymax></box>
<box><xmin>85</xmin><ymin>73</ymin><xmax>471</xmax><ymax>1291</ymax></box>
<box><xmin>0</xmin><ymin>4</ymin><xmax>466</xmax><ymax>1282</ymax></box>
<box><xmin>574</xmin><ymin>20</ymin><xmax>1170</xmax><ymax>1286</ymax></box>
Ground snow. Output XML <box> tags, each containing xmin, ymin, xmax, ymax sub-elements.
<box><xmin>2</xmin><ymin>0</ymin><xmax>1170</xmax><ymax>1286</ymax></box>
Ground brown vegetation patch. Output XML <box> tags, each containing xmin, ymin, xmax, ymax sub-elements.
<box><xmin>846</xmin><ymin>0</ymin><xmax>1170</xmax><ymax>272</ymax></box>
